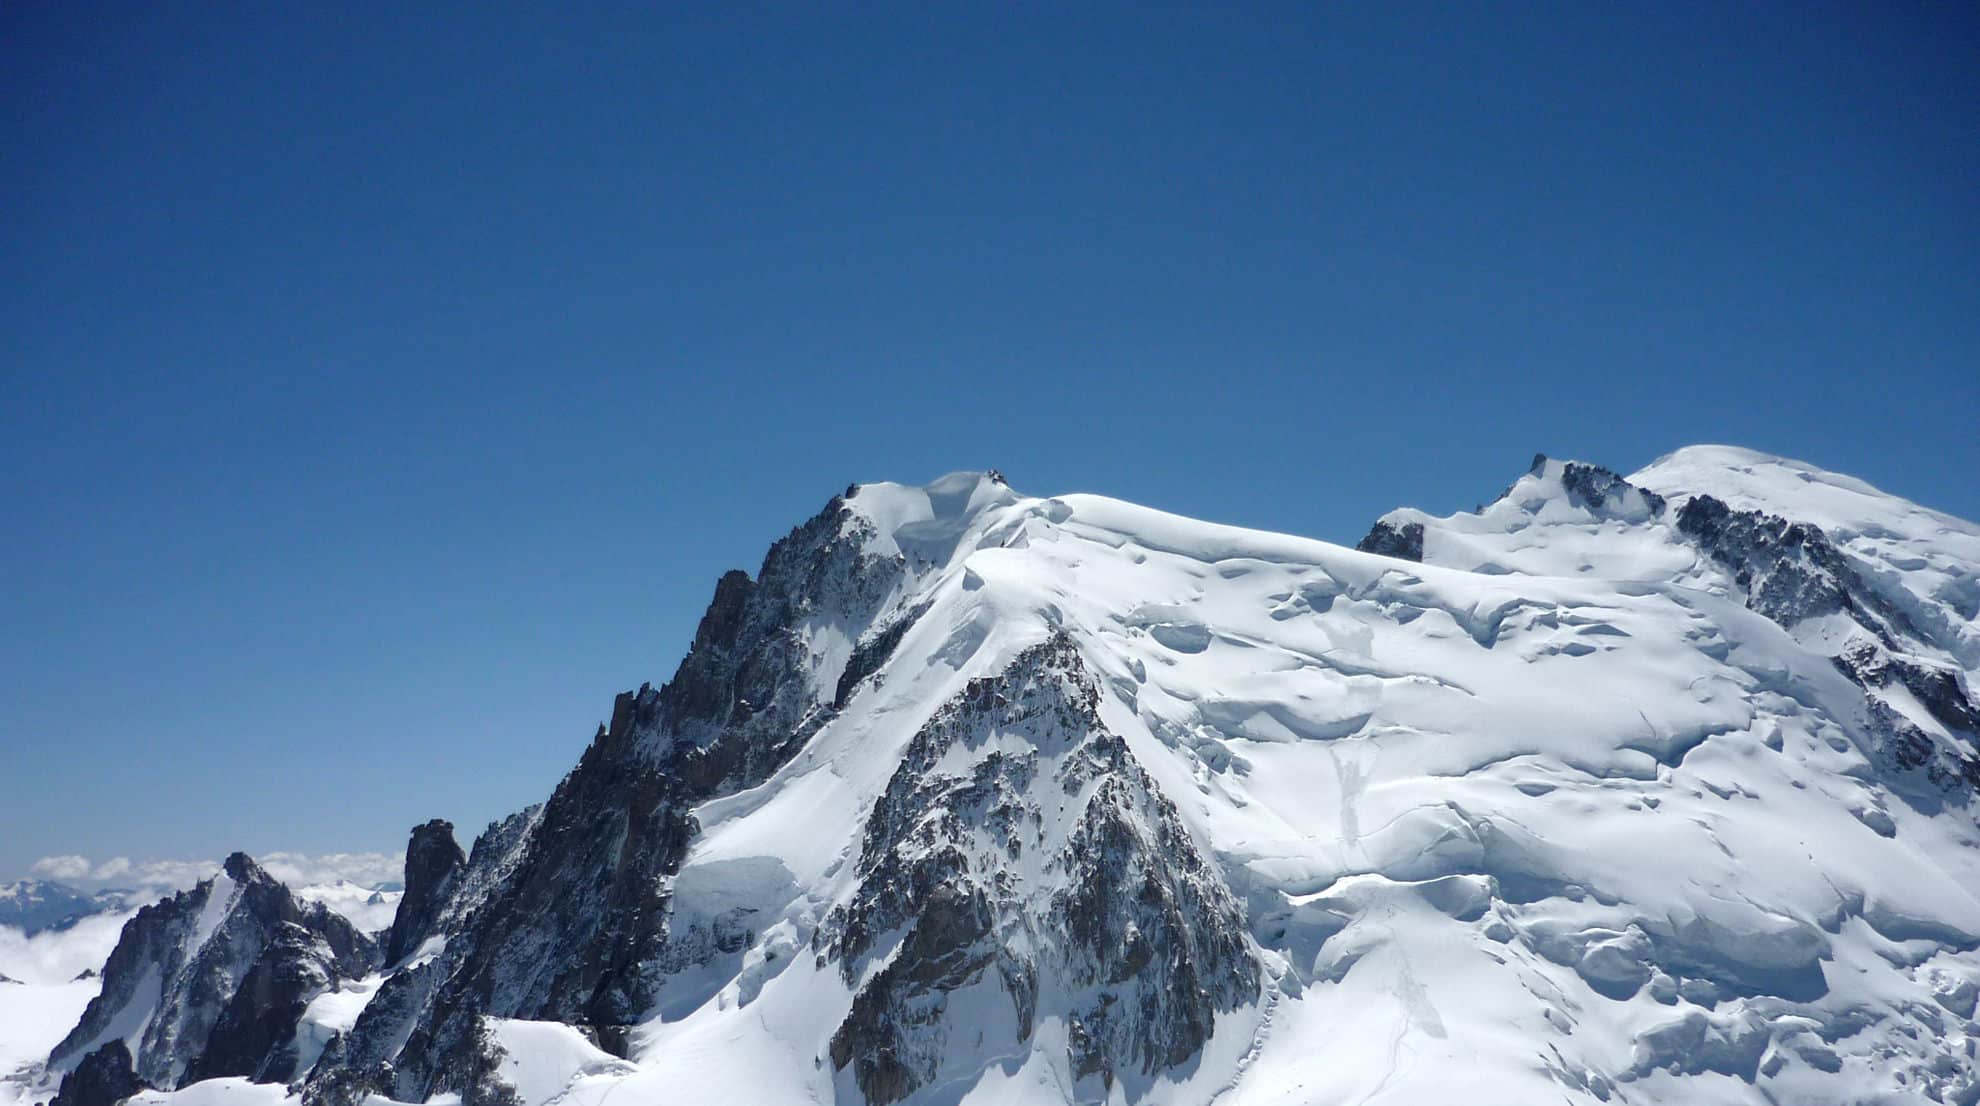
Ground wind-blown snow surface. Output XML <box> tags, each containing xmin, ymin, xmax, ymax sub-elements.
<box><xmin>26</xmin><ymin>451</ymin><xmax>1980</xmax><ymax>1105</ymax></box>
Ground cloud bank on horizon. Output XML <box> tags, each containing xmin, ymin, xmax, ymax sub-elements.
<box><xmin>26</xmin><ymin>850</ymin><xmax>402</xmax><ymax>893</ymax></box>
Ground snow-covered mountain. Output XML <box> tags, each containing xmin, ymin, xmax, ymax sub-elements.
<box><xmin>9</xmin><ymin>446</ymin><xmax>1980</xmax><ymax>1106</ymax></box>
<box><xmin>49</xmin><ymin>854</ymin><xmax>379</xmax><ymax>1088</ymax></box>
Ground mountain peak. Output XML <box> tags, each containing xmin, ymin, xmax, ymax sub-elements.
<box><xmin>21</xmin><ymin>446</ymin><xmax>1980</xmax><ymax>1106</ymax></box>
<box><xmin>221</xmin><ymin>852</ymin><xmax>269</xmax><ymax>885</ymax></box>
<box><xmin>841</xmin><ymin>470</ymin><xmax>1025</xmax><ymax>561</ymax></box>
<box><xmin>48</xmin><ymin>856</ymin><xmax>378</xmax><ymax>1092</ymax></box>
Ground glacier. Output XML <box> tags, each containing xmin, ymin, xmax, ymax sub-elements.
<box><xmin>4</xmin><ymin>445</ymin><xmax>1978</xmax><ymax>1106</ymax></box>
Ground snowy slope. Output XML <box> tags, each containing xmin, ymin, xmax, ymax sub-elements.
<box><xmin>0</xmin><ymin>916</ymin><xmax>123</xmax><ymax>1106</ymax></box>
<box><xmin>25</xmin><ymin>451</ymin><xmax>1980</xmax><ymax>1106</ymax></box>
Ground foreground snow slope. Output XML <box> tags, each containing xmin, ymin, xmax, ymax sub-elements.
<box><xmin>22</xmin><ymin>450</ymin><xmax>1980</xmax><ymax>1106</ymax></box>
<box><xmin>0</xmin><ymin>917</ymin><xmax>122</xmax><ymax>1106</ymax></box>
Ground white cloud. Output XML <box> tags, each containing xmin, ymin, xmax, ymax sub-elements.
<box><xmin>27</xmin><ymin>855</ymin><xmax>92</xmax><ymax>881</ymax></box>
<box><xmin>258</xmin><ymin>851</ymin><xmax>402</xmax><ymax>889</ymax></box>
<box><xmin>22</xmin><ymin>850</ymin><xmax>404</xmax><ymax>897</ymax></box>
<box><xmin>0</xmin><ymin>910</ymin><xmax>131</xmax><ymax>985</ymax></box>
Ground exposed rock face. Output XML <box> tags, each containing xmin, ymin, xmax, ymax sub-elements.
<box><xmin>50</xmin><ymin>1042</ymin><xmax>142</xmax><ymax>1106</ymax></box>
<box><xmin>834</xmin><ymin>600</ymin><xmax>931</xmax><ymax>709</ymax></box>
<box><xmin>1559</xmin><ymin>460</ymin><xmax>1667</xmax><ymax>516</ymax></box>
<box><xmin>1838</xmin><ymin>637</ymin><xmax>1980</xmax><ymax>741</ymax></box>
<box><xmin>49</xmin><ymin>853</ymin><xmax>377</xmax><ymax>1089</ymax></box>
<box><xmin>1673</xmin><ymin>492</ymin><xmax>1980</xmax><ymax>793</ymax></box>
<box><xmin>300</xmin><ymin>808</ymin><xmax>540</xmax><ymax>1106</ymax></box>
<box><xmin>1355</xmin><ymin>519</ymin><xmax>1423</xmax><ymax>561</ymax></box>
<box><xmin>1675</xmin><ymin>494</ymin><xmax>1905</xmax><ymax>633</ymax></box>
<box><xmin>303</xmin><ymin>492</ymin><xmax>917</xmax><ymax>1105</ymax></box>
<box><xmin>186</xmin><ymin>923</ymin><xmax>344</xmax><ymax>1083</ymax></box>
<box><xmin>383</xmin><ymin>820</ymin><xmax>466</xmax><ymax>966</ymax></box>
<box><xmin>457</xmin><ymin>1020</ymin><xmax>523</xmax><ymax>1106</ymax></box>
<box><xmin>823</xmin><ymin>634</ymin><xmax>1258</xmax><ymax>1103</ymax></box>
<box><xmin>49</xmin><ymin>889</ymin><xmax>206</xmax><ymax>1071</ymax></box>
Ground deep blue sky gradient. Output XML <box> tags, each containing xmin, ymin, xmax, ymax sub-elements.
<box><xmin>4</xmin><ymin>3</ymin><xmax>1976</xmax><ymax>876</ymax></box>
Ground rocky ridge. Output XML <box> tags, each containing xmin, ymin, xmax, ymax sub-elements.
<box><xmin>47</xmin><ymin>853</ymin><xmax>376</xmax><ymax>1098</ymax></box>
<box><xmin>821</xmin><ymin>632</ymin><xmax>1257</xmax><ymax>1103</ymax></box>
<box><xmin>297</xmin><ymin>483</ymin><xmax>935</xmax><ymax>1105</ymax></box>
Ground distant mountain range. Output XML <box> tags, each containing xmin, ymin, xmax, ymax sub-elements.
<box><xmin>0</xmin><ymin>883</ymin><xmax>130</xmax><ymax>937</ymax></box>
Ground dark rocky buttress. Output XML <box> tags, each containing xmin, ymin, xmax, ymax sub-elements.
<box><xmin>822</xmin><ymin>633</ymin><xmax>1259</xmax><ymax>1104</ymax></box>
<box><xmin>1356</xmin><ymin>519</ymin><xmax>1424</xmax><ymax>562</ymax></box>
<box><xmin>50</xmin><ymin>1042</ymin><xmax>143</xmax><ymax>1106</ymax></box>
<box><xmin>186</xmin><ymin>922</ymin><xmax>352</xmax><ymax>1083</ymax></box>
<box><xmin>383</xmin><ymin>820</ymin><xmax>466</xmax><ymax>966</ymax></box>
<box><xmin>1674</xmin><ymin>494</ymin><xmax>1911</xmax><ymax>636</ymax></box>
<box><xmin>303</xmin><ymin>492</ymin><xmax>917</xmax><ymax>1105</ymax></box>
<box><xmin>1672</xmin><ymin>493</ymin><xmax>1980</xmax><ymax>794</ymax></box>
<box><xmin>1559</xmin><ymin>460</ymin><xmax>1666</xmax><ymax>516</ymax></box>
<box><xmin>49</xmin><ymin>886</ymin><xmax>209</xmax><ymax>1073</ymax></box>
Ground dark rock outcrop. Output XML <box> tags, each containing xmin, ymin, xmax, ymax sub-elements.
<box><xmin>305</xmin><ymin>492</ymin><xmax>918</xmax><ymax>1106</ymax></box>
<box><xmin>458</xmin><ymin>1020</ymin><xmax>523</xmax><ymax>1106</ymax></box>
<box><xmin>1674</xmin><ymin>495</ymin><xmax>1907</xmax><ymax>633</ymax></box>
<box><xmin>51</xmin><ymin>1042</ymin><xmax>143</xmax><ymax>1106</ymax></box>
<box><xmin>383</xmin><ymin>820</ymin><xmax>466</xmax><ymax>966</ymax></box>
<box><xmin>1484</xmin><ymin>454</ymin><xmax>1665</xmax><ymax>518</ymax></box>
<box><xmin>1673</xmin><ymin>493</ymin><xmax>1980</xmax><ymax>793</ymax></box>
<box><xmin>834</xmin><ymin>600</ymin><xmax>931</xmax><ymax>708</ymax></box>
<box><xmin>1356</xmin><ymin>519</ymin><xmax>1424</xmax><ymax>562</ymax></box>
<box><xmin>186</xmin><ymin>921</ymin><xmax>346</xmax><ymax>1083</ymax></box>
<box><xmin>823</xmin><ymin>634</ymin><xmax>1259</xmax><ymax>1103</ymax></box>
<box><xmin>1836</xmin><ymin>638</ymin><xmax>1980</xmax><ymax>741</ymax></box>
<box><xmin>49</xmin><ymin>885</ymin><xmax>209</xmax><ymax>1074</ymax></box>
<box><xmin>1560</xmin><ymin>460</ymin><xmax>1666</xmax><ymax>516</ymax></box>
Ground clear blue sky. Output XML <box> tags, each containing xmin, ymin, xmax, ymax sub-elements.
<box><xmin>4</xmin><ymin>4</ymin><xmax>1976</xmax><ymax>879</ymax></box>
